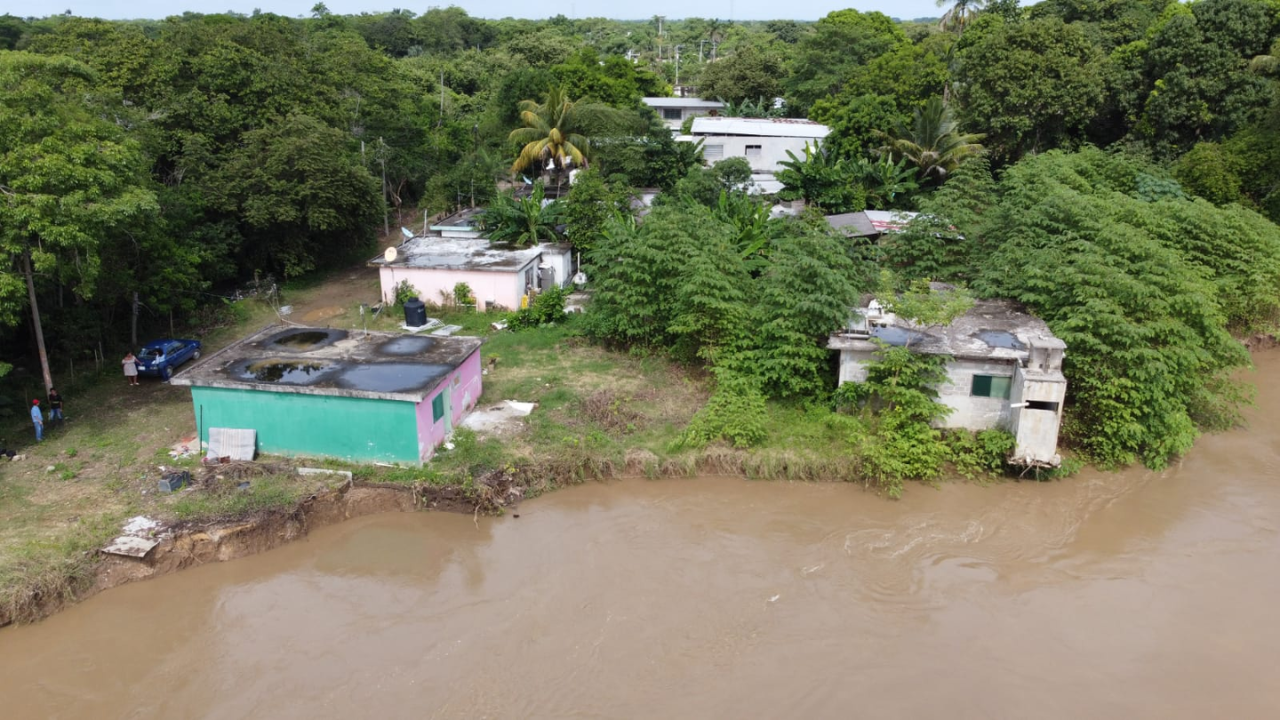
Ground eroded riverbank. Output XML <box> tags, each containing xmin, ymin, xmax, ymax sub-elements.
<box><xmin>3</xmin><ymin>454</ymin><xmax>1279</xmax><ymax>718</ymax></box>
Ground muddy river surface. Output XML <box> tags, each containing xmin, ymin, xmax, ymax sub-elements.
<box><xmin>6</xmin><ymin>360</ymin><xmax>1280</xmax><ymax>719</ymax></box>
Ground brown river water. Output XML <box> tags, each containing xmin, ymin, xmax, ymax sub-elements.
<box><xmin>5</xmin><ymin>359</ymin><xmax>1280</xmax><ymax>719</ymax></box>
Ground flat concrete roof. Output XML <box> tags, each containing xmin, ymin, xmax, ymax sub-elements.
<box><xmin>369</xmin><ymin>235</ymin><xmax>543</xmax><ymax>272</ymax></box>
<box><xmin>828</xmin><ymin>297</ymin><xmax>1062</xmax><ymax>363</ymax></box>
<box><xmin>428</xmin><ymin>207</ymin><xmax>485</xmax><ymax>231</ymax></box>
<box><xmin>171</xmin><ymin>325</ymin><xmax>482</xmax><ymax>402</ymax></box>
<box><xmin>690</xmin><ymin>116</ymin><xmax>830</xmax><ymax>139</ymax></box>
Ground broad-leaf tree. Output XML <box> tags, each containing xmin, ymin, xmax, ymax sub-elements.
<box><xmin>0</xmin><ymin>52</ymin><xmax>157</xmax><ymax>392</ymax></box>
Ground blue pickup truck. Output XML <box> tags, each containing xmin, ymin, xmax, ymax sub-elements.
<box><xmin>137</xmin><ymin>338</ymin><xmax>202</xmax><ymax>380</ymax></box>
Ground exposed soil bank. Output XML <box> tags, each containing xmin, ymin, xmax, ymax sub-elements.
<box><xmin>2</xmin><ymin>444</ymin><xmax>876</xmax><ymax>628</ymax></box>
<box><xmin>1</xmin><ymin>484</ymin><xmax>416</xmax><ymax>628</ymax></box>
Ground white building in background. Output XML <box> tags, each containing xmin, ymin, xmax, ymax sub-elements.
<box><xmin>642</xmin><ymin>97</ymin><xmax>725</xmax><ymax>131</ymax></box>
<box><xmin>828</xmin><ymin>290</ymin><xmax>1068</xmax><ymax>467</ymax></box>
<box><xmin>679</xmin><ymin>116</ymin><xmax>831</xmax><ymax>195</ymax></box>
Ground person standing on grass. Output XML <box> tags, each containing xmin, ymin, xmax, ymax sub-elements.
<box><xmin>48</xmin><ymin>388</ymin><xmax>64</xmax><ymax>423</ymax></box>
<box><xmin>122</xmin><ymin>351</ymin><xmax>139</xmax><ymax>386</ymax></box>
<box><xmin>30</xmin><ymin>399</ymin><xmax>43</xmax><ymax>442</ymax></box>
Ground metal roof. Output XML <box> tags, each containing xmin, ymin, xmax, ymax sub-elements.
<box><xmin>826</xmin><ymin>210</ymin><xmax>918</xmax><ymax>236</ymax></box>
<box><xmin>642</xmin><ymin>97</ymin><xmax>725</xmax><ymax>109</ymax></box>
<box><xmin>690</xmin><ymin>116</ymin><xmax>830</xmax><ymax>139</ymax></box>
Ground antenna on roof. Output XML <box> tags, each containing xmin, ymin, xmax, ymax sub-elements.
<box><xmin>384</xmin><ymin>247</ymin><xmax>398</xmax><ymax>263</ymax></box>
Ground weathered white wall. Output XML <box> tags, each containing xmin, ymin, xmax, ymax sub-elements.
<box><xmin>693</xmin><ymin>135</ymin><xmax>817</xmax><ymax>175</ymax></box>
<box><xmin>379</xmin><ymin>264</ymin><xmax>536</xmax><ymax>312</ymax></box>
<box><xmin>936</xmin><ymin>358</ymin><xmax>1016</xmax><ymax>430</ymax></box>
<box><xmin>837</xmin><ymin>351</ymin><xmax>1016</xmax><ymax>431</ymax></box>
<box><xmin>1010</xmin><ymin>369</ymin><xmax>1067</xmax><ymax>464</ymax></box>
<box><xmin>537</xmin><ymin>244</ymin><xmax>574</xmax><ymax>288</ymax></box>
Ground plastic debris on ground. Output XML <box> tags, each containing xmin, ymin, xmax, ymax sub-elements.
<box><xmin>102</xmin><ymin>516</ymin><xmax>165</xmax><ymax>558</ymax></box>
<box><xmin>297</xmin><ymin>467</ymin><xmax>353</xmax><ymax>482</ymax></box>
<box><xmin>430</xmin><ymin>324</ymin><xmax>464</xmax><ymax>337</ymax></box>
<box><xmin>458</xmin><ymin>400</ymin><xmax>537</xmax><ymax>437</ymax></box>
<box><xmin>400</xmin><ymin>318</ymin><xmax>442</xmax><ymax>333</ymax></box>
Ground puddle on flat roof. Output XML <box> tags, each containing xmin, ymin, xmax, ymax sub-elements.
<box><xmin>236</xmin><ymin>359</ymin><xmax>334</xmax><ymax>385</ymax></box>
<box><xmin>265</xmin><ymin>328</ymin><xmax>348</xmax><ymax>351</ymax></box>
<box><xmin>975</xmin><ymin>329</ymin><xmax>1026</xmax><ymax>350</ymax></box>
<box><xmin>378</xmin><ymin>336</ymin><xmax>436</xmax><ymax>356</ymax></box>
<box><xmin>334</xmin><ymin>362</ymin><xmax>452</xmax><ymax>394</ymax></box>
<box><xmin>870</xmin><ymin>326</ymin><xmax>929</xmax><ymax>347</ymax></box>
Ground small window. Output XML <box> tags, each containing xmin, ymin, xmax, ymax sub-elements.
<box><xmin>745</xmin><ymin>144</ymin><xmax>762</xmax><ymax>158</ymax></box>
<box><xmin>1025</xmin><ymin>400</ymin><xmax>1060</xmax><ymax>412</ymax></box>
<box><xmin>971</xmin><ymin>374</ymin><xmax>1012</xmax><ymax>399</ymax></box>
<box><xmin>704</xmin><ymin>144</ymin><xmax>724</xmax><ymax>160</ymax></box>
<box><xmin>432</xmin><ymin>393</ymin><xmax>445</xmax><ymax>422</ymax></box>
<box><xmin>662</xmin><ymin>108</ymin><xmax>682</xmax><ymax>120</ymax></box>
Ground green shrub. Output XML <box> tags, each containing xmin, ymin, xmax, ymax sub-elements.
<box><xmin>508</xmin><ymin>284</ymin><xmax>567</xmax><ymax>330</ymax></box>
<box><xmin>677</xmin><ymin>371</ymin><xmax>768</xmax><ymax>449</ymax></box>
<box><xmin>393</xmin><ymin>279</ymin><xmax>417</xmax><ymax>306</ymax></box>
<box><xmin>947</xmin><ymin>429</ymin><xmax>1015</xmax><ymax>480</ymax></box>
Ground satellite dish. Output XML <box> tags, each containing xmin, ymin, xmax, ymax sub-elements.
<box><xmin>384</xmin><ymin>247</ymin><xmax>398</xmax><ymax>263</ymax></box>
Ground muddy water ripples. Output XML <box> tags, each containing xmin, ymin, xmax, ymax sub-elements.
<box><xmin>4</xmin><ymin>359</ymin><xmax>1280</xmax><ymax>718</ymax></box>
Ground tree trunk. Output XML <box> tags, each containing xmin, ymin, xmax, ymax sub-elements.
<box><xmin>131</xmin><ymin>290</ymin><xmax>139</xmax><ymax>349</ymax></box>
<box><xmin>24</xmin><ymin>250</ymin><xmax>53</xmax><ymax>394</ymax></box>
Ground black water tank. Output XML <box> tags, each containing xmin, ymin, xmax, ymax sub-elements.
<box><xmin>403</xmin><ymin>297</ymin><xmax>426</xmax><ymax>327</ymax></box>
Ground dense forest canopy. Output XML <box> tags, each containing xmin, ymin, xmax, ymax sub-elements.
<box><xmin>5</xmin><ymin>2</ymin><xmax>1280</xmax><ymax>471</ymax></box>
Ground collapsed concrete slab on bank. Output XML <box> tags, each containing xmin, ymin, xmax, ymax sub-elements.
<box><xmin>170</xmin><ymin>325</ymin><xmax>482</xmax><ymax>465</ymax></box>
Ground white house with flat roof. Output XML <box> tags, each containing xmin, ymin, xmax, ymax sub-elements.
<box><xmin>828</xmin><ymin>291</ymin><xmax>1068</xmax><ymax>467</ymax></box>
<box><xmin>642</xmin><ymin>97</ymin><xmax>725</xmax><ymax>131</ymax></box>
<box><xmin>679</xmin><ymin>116</ymin><xmax>830</xmax><ymax>195</ymax></box>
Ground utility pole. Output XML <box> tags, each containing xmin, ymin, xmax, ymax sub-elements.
<box><xmin>699</xmin><ymin>39</ymin><xmax>706</xmax><ymax>62</ymax></box>
<box><xmin>656</xmin><ymin>15</ymin><xmax>664</xmax><ymax>62</ymax></box>
<box><xmin>378</xmin><ymin>136</ymin><xmax>390</xmax><ymax>237</ymax></box>
<box><xmin>674</xmin><ymin>45</ymin><xmax>683</xmax><ymax>88</ymax></box>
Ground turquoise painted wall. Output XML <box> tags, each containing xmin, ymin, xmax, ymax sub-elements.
<box><xmin>192</xmin><ymin>386</ymin><xmax>420</xmax><ymax>463</ymax></box>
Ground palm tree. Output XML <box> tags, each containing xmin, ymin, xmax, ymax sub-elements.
<box><xmin>509</xmin><ymin>86</ymin><xmax>612</xmax><ymax>193</ymax></box>
<box><xmin>875</xmin><ymin>97</ymin><xmax>985</xmax><ymax>183</ymax></box>
<box><xmin>937</xmin><ymin>0</ymin><xmax>987</xmax><ymax>35</ymax></box>
<box><xmin>476</xmin><ymin>183</ymin><xmax>565</xmax><ymax>247</ymax></box>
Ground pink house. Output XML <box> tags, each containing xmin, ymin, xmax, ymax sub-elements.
<box><xmin>373</xmin><ymin>209</ymin><xmax>576</xmax><ymax>312</ymax></box>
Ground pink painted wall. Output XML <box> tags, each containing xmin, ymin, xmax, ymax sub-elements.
<box><xmin>381</xmin><ymin>266</ymin><xmax>533</xmax><ymax>312</ymax></box>
<box><xmin>414</xmin><ymin>349</ymin><xmax>483</xmax><ymax>462</ymax></box>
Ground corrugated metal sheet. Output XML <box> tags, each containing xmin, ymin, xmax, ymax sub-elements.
<box><xmin>642</xmin><ymin>97</ymin><xmax>725</xmax><ymax>109</ymax></box>
<box><xmin>207</xmin><ymin>427</ymin><xmax>257</xmax><ymax>461</ymax></box>
<box><xmin>691</xmin><ymin>116</ymin><xmax>830</xmax><ymax>139</ymax></box>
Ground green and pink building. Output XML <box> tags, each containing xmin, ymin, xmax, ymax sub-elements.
<box><xmin>170</xmin><ymin>326</ymin><xmax>482</xmax><ymax>465</ymax></box>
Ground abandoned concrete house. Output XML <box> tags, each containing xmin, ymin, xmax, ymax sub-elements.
<box><xmin>371</xmin><ymin>207</ymin><xmax>575</xmax><ymax>312</ymax></box>
<box><xmin>828</xmin><ymin>295</ymin><xmax>1068</xmax><ymax>467</ymax></box>
<box><xmin>170</xmin><ymin>325</ymin><xmax>482</xmax><ymax>465</ymax></box>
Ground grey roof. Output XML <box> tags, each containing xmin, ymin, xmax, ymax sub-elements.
<box><xmin>826</xmin><ymin>210</ymin><xmax>918</xmax><ymax>237</ymax></box>
<box><xmin>170</xmin><ymin>325</ymin><xmax>482</xmax><ymax>402</ymax></box>
<box><xmin>825</xmin><ymin>212</ymin><xmax>877</xmax><ymax>237</ymax></box>
<box><xmin>828</xmin><ymin>298</ymin><xmax>1063</xmax><ymax>363</ymax></box>
<box><xmin>369</xmin><ymin>236</ymin><xmax>543</xmax><ymax>272</ymax></box>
